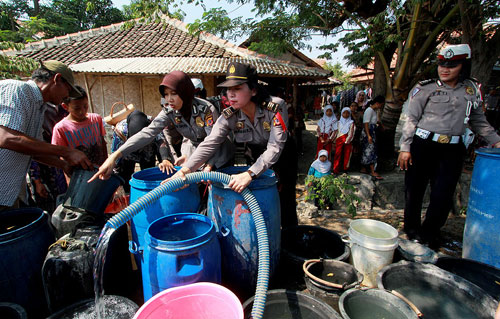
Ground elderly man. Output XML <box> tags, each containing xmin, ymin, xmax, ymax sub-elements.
<box><xmin>397</xmin><ymin>44</ymin><xmax>500</xmax><ymax>249</ymax></box>
<box><xmin>0</xmin><ymin>60</ymin><xmax>91</xmax><ymax>210</ymax></box>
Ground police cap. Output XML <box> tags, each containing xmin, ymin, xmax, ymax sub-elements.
<box><xmin>437</xmin><ymin>44</ymin><xmax>471</xmax><ymax>67</ymax></box>
<box><xmin>218</xmin><ymin>62</ymin><xmax>258</xmax><ymax>88</ymax></box>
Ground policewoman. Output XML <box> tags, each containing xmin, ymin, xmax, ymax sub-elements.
<box><xmin>171</xmin><ymin>62</ymin><xmax>299</xmax><ymax>228</ymax></box>
<box><xmin>397</xmin><ymin>44</ymin><xmax>500</xmax><ymax>248</ymax></box>
<box><xmin>90</xmin><ymin>71</ymin><xmax>233</xmax><ymax>183</ymax></box>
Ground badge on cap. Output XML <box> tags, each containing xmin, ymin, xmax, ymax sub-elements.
<box><xmin>236</xmin><ymin>121</ymin><xmax>245</xmax><ymax>129</ymax></box>
<box><xmin>205</xmin><ymin>113</ymin><xmax>214</xmax><ymax>126</ymax></box>
<box><xmin>263</xmin><ymin>121</ymin><xmax>271</xmax><ymax>131</ymax></box>
<box><xmin>444</xmin><ymin>49</ymin><xmax>454</xmax><ymax>59</ymax></box>
<box><xmin>466</xmin><ymin>86</ymin><xmax>474</xmax><ymax>95</ymax></box>
<box><xmin>174</xmin><ymin>116</ymin><xmax>182</xmax><ymax>124</ymax></box>
<box><xmin>195</xmin><ymin>116</ymin><xmax>204</xmax><ymax>127</ymax></box>
<box><xmin>229</xmin><ymin>64</ymin><xmax>236</xmax><ymax>74</ymax></box>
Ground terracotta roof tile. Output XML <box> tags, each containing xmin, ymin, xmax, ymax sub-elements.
<box><xmin>8</xmin><ymin>16</ymin><xmax>329</xmax><ymax>78</ymax></box>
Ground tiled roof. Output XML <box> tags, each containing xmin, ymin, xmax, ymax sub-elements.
<box><xmin>7</xmin><ymin>16</ymin><xmax>329</xmax><ymax>78</ymax></box>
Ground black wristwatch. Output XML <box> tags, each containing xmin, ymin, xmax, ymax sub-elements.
<box><xmin>247</xmin><ymin>170</ymin><xmax>256</xmax><ymax>179</ymax></box>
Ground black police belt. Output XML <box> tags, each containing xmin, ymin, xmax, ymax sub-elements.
<box><xmin>415</xmin><ymin>128</ymin><xmax>461</xmax><ymax>144</ymax></box>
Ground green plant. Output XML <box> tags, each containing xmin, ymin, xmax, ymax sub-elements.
<box><xmin>305</xmin><ymin>174</ymin><xmax>359</xmax><ymax>216</ymax></box>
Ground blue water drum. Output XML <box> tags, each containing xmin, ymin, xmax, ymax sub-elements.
<box><xmin>207</xmin><ymin>166</ymin><xmax>281</xmax><ymax>299</ymax></box>
<box><xmin>140</xmin><ymin>213</ymin><xmax>221</xmax><ymax>301</ymax></box>
<box><xmin>129</xmin><ymin>167</ymin><xmax>200</xmax><ymax>257</ymax></box>
<box><xmin>0</xmin><ymin>208</ymin><xmax>55</xmax><ymax>317</ymax></box>
<box><xmin>463</xmin><ymin>148</ymin><xmax>500</xmax><ymax>268</ymax></box>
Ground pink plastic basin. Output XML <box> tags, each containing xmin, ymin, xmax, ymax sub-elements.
<box><xmin>133</xmin><ymin>282</ymin><xmax>243</xmax><ymax>319</ymax></box>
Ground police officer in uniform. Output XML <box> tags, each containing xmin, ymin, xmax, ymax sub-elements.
<box><xmin>398</xmin><ymin>44</ymin><xmax>500</xmax><ymax>248</ymax></box>
<box><xmin>90</xmin><ymin>71</ymin><xmax>234</xmax><ymax>183</ymax></box>
<box><xmin>171</xmin><ymin>62</ymin><xmax>299</xmax><ymax>228</ymax></box>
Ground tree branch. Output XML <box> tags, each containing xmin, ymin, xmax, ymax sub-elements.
<box><xmin>393</xmin><ymin>2</ymin><xmax>421</xmax><ymax>90</ymax></box>
<box><xmin>411</xmin><ymin>4</ymin><xmax>460</xmax><ymax>80</ymax></box>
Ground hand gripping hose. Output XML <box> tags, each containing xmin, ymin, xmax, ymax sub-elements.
<box><xmin>106</xmin><ymin>171</ymin><xmax>269</xmax><ymax>319</ymax></box>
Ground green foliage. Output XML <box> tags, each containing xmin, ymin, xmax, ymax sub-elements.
<box><xmin>0</xmin><ymin>42</ymin><xmax>38</xmax><ymax>79</ymax></box>
<box><xmin>122</xmin><ymin>0</ymin><xmax>185</xmax><ymax>27</ymax></box>
<box><xmin>324</xmin><ymin>61</ymin><xmax>352</xmax><ymax>90</ymax></box>
<box><xmin>305</xmin><ymin>174</ymin><xmax>359</xmax><ymax>216</ymax></box>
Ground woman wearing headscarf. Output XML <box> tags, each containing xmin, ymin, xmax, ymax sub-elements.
<box><xmin>316</xmin><ymin>104</ymin><xmax>338</xmax><ymax>158</ymax></box>
<box><xmin>90</xmin><ymin>71</ymin><xmax>234</xmax><ymax>185</ymax></box>
<box><xmin>355</xmin><ymin>90</ymin><xmax>369</xmax><ymax>110</ymax></box>
<box><xmin>333</xmin><ymin>107</ymin><xmax>355</xmax><ymax>174</ymax></box>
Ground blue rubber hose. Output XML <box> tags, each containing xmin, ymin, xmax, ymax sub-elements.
<box><xmin>106</xmin><ymin>171</ymin><xmax>269</xmax><ymax>319</ymax></box>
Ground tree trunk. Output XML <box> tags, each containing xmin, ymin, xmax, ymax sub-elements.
<box><xmin>33</xmin><ymin>0</ymin><xmax>39</xmax><ymax>15</ymax></box>
<box><xmin>459</xmin><ymin>0</ymin><xmax>500</xmax><ymax>86</ymax></box>
<box><xmin>372</xmin><ymin>53</ymin><xmax>387</xmax><ymax>98</ymax></box>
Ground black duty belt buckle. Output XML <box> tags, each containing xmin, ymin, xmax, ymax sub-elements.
<box><xmin>437</xmin><ymin>135</ymin><xmax>451</xmax><ymax>144</ymax></box>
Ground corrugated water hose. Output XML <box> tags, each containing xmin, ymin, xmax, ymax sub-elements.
<box><xmin>106</xmin><ymin>171</ymin><xmax>269</xmax><ymax>319</ymax></box>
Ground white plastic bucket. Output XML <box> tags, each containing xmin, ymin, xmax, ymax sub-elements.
<box><xmin>343</xmin><ymin>219</ymin><xmax>398</xmax><ymax>287</ymax></box>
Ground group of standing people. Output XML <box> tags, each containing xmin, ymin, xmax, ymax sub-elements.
<box><xmin>313</xmin><ymin>91</ymin><xmax>385</xmax><ymax>179</ymax></box>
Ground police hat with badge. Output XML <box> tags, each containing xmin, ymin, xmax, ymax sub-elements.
<box><xmin>218</xmin><ymin>62</ymin><xmax>258</xmax><ymax>88</ymax></box>
<box><xmin>437</xmin><ymin>44</ymin><xmax>472</xmax><ymax>81</ymax></box>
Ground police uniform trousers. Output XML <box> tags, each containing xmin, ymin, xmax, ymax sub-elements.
<box><xmin>244</xmin><ymin>134</ymin><xmax>298</xmax><ymax>229</ymax></box>
<box><xmin>404</xmin><ymin>136</ymin><xmax>465</xmax><ymax>241</ymax></box>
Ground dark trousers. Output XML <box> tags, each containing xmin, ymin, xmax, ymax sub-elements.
<box><xmin>245</xmin><ymin>136</ymin><xmax>298</xmax><ymax>229</ymax></box>
<box><xmin>404</xmin><ymin>136</ymin><xmax>465</xmax><ymax>240</ymax></box>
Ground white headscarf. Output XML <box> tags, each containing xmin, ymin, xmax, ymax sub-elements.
<box><xmin>311</xmin><ymin>149</ymin><xmax>331</xmax><ymax>173</ymax></box>
<box><xmin>355</xmin><ymin>91</ymin><xmax>368</xmax><ymax>107</ymax></box>
<box><xmin>338</xmin><ymin>107</ymin><xmax>354</xmax><ymax>135</ymax></box>
<box><xmin>317</xmin><ymin>105</ymin><xmax>337</xmax><ymax>133</ymax></box>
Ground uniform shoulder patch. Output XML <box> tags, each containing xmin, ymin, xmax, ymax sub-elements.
<box><xmin>418</xmin><ymin>79</ymin><xmax>435</xmax><ymax>86</ymax></box>
<box><xmin>222</xmin><ymin>106</ymin><xmax>236</xmax><ymax>119</ymax></box>
<box><xmin>411</xmin><ymin>87</ymin><xmax>421</xmax><ymax>97</ymax></box>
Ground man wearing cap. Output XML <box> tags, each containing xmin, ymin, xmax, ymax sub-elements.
<box><xmin>170</xmin><ymin>62</ymin><xmax>299</xmax><ymax>228</ymax></box>
<box><xmin>0</xmin><ymin>60</ymin><xmax>92</xmax><ymax>210</ymax></box>
<box><xmin>397</xmin><ymin>44</ymin><xmax>500</xmax><ymax>248</ymax></box>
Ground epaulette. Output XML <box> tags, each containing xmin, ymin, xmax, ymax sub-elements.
<box><xmin>263</xmin><ymin>101</ymin><xmax>280</xmax><ymax>113</ymax></box>
<box><xmin>418</xmin><ymin>79</ymin><xmax>436</xmax><ymax>86</ymax></box>
<box><xmin>222</xmin><ymin>106</ymin><xmax>236</xmax><ymax>119</ymax></box>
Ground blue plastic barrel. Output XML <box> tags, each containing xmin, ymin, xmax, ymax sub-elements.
<box><xmin>0</xmin><ymin>208</ymin><xmax>55</xmax><ymax>317</ymax></box>
<box><xmin>207</xmin><ymin>166</ymin><xmax>281</xmax><ymax>299</ymax></box>
<box><xmin>463</xmin><ymin>148</ymin><xmax>500</xmax><ymax>268</ymax></box>
<box><xmin>140</xmin><ymin>213</ymin><xmax>221</xmax><ymax>301</ymax></box>
<box><xmin>129</xmin><ymin>167</ymin><xmax>200</xmax><ymax>254</ymax></box>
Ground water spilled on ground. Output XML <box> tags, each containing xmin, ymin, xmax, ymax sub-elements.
<box><xmin>48</xmin><ymin>295</ymin><xmax>138</xmax><ymax>319</ymax></box>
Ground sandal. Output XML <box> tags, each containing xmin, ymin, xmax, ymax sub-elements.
<box><xmin>370</xmin><ymin>174</ymin><xmax>384</xmax><ymax>180</ymax></box>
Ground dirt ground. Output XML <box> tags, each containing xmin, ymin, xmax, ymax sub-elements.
<box><xmin>294</xmin><ymin>120</ymin><xmax>465</xmax><ymax>257</ymax></box>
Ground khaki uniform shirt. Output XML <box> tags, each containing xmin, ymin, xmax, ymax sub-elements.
<box><xmin>119</xmin><ymin>97</ymin><xmax>233</xmax><ymax>168</ymax></box>
<box><xmin>185</xmin><ymin>96</ymin><xmax>288</xmax><ymax>176</ymax></box>
<box><xmin>400</xmin><ymin>79</ymin><xmax>500</xmax><ymax>152</ymax></box>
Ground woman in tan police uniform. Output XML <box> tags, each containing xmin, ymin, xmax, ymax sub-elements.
<box><xmin>171</xmin><ymin>62</ymin><xmax>299</xmax><ymax>228</ymax></box>
<box><xmin>398</xmin><ymin>44</ymin><xmax>500</xmax><ymax>248</ymax></box>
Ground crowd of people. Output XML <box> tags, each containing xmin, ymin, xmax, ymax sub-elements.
<box><xmin>1</xmin><ymin>43</ymin><xmax>500</xmax><ymax>252</ymax></box>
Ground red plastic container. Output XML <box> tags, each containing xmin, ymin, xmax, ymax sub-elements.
<box><xmin>133</xmin><ymin>282</ymin><xmax>243</xmax><ymax>319</ymax></box>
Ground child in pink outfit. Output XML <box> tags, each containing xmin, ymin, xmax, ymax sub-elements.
<box><xmin>52</xmin><ymin>86</ymin><xmax>107</xmax><ymax>167</ymax></box>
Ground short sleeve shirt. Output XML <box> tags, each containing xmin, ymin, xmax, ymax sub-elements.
<box><xmin>363</xmin><ymin>107</ymin><xmax>378</xmax><ymax>125</ymax></box>
<box><xmin>0</xmin><ymin>80</ymin><xmax>45</xmax><ymax>206</ymax></box>
<box><xmin>52</xmin><ymin>113</ymin><xmax>107</xmax><ymax>166</ymax></box>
